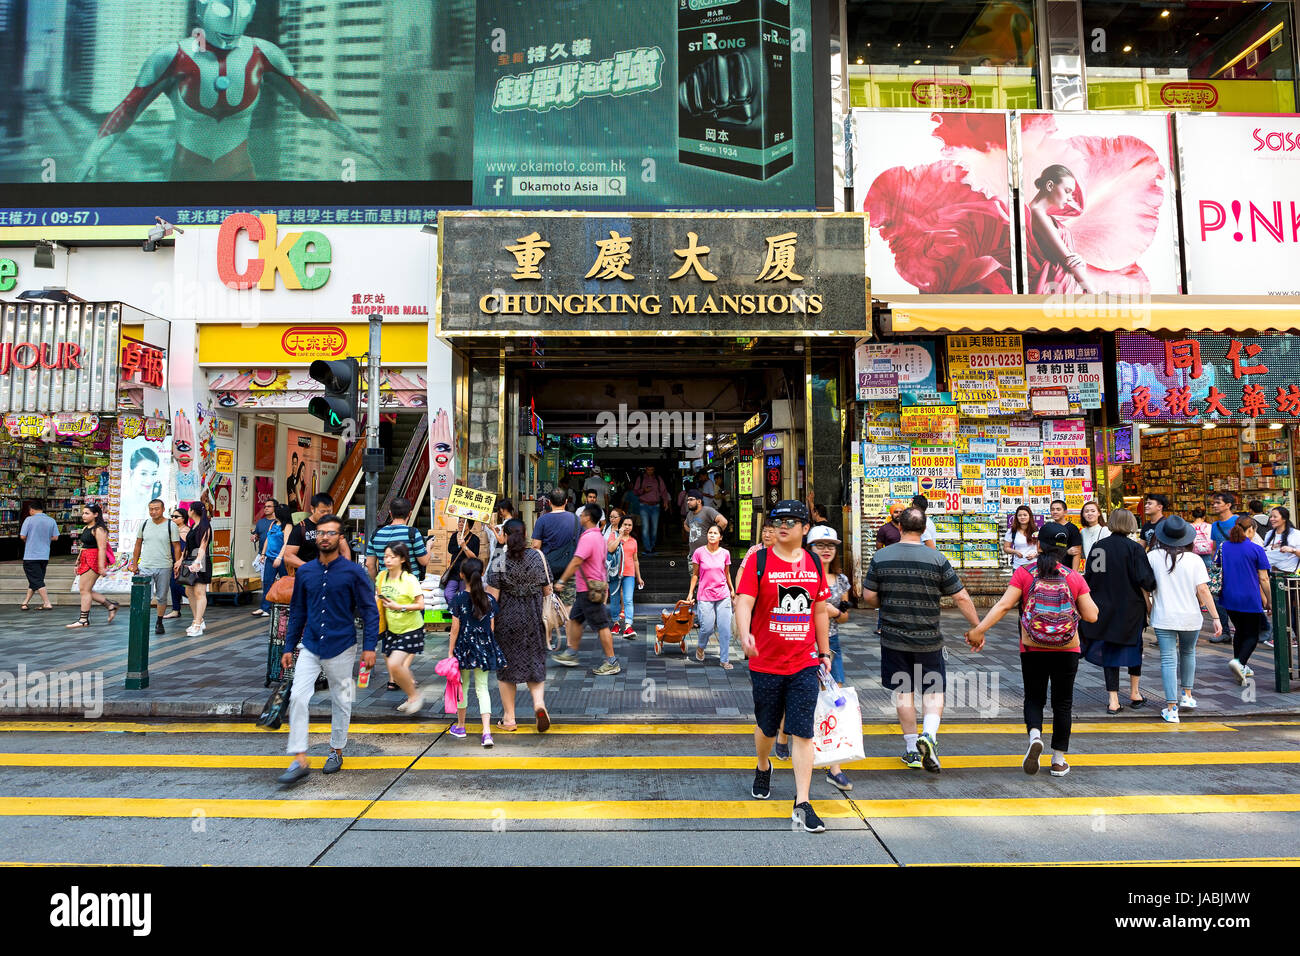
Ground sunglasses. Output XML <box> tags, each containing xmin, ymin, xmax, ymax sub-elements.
<box><xmin>773</xmin><ymin>517</ymin><xmax>802</xmax><ymax>529</ymax></box>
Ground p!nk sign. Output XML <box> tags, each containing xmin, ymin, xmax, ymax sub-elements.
<box><xmin>1177</xmin><ymin>113</ymin><xmax>1300</xmax><ymax>295</ymax></box>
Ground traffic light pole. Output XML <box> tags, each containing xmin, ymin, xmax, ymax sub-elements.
<box><xmin>365</xmin><ymin>314</ymin><xmax>382</xmax><ymax>544</ymax></box>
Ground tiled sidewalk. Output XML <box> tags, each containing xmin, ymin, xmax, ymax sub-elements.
<box><xmin>0</xmin><ymin>601</ymin><xmax>1293</xmax><ymax>721</ymax></box>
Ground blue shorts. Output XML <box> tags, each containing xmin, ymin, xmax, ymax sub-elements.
<box><xmin>880</xmin><ymin>645</ymin><xmax>948</xmax><ymax>696</ymax></box>
<box><xmin>750</xmin><ymin>666</ymin><xmax>820</xmax><ymax>740</ymax></box>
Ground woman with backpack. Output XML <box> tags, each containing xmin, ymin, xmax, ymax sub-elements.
<box><xmin>966</xmin><ymin>530</ymin><xmax>1099</xmax><ymax>778</ymax></box>
<box><xmin>1190</xmin><ymin>507</ymin><xmax>1216</xmax><ymax>569</ymax></box>
<box><xmin>1078</xmin><ymin>508</ymin><xmax>1156</xmax><ymax>714</ymax></box>
<box><xmin>1218</xmin><ymin>516</ymin><xmax>1272</xmax><ymax>685</ymax></box>
<box><xmin>1147</xmin><ymin>515</ymin><xmax>1220</xmax><ymax>723</ymax></box>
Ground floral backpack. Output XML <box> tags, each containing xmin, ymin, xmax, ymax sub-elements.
<box><xmin>1020</xmin><ymin>573</ymin><xmax>1079</xmax><ymax>649</ymax></box>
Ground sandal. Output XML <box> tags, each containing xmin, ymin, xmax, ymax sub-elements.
<box><xmin>386</xmin><ymin>682</ymin><xmax>400</xmax><ymax>692</ymax></box>
<box><xmin>695</xmin><ymin>649</ymin><xmax>706</xmax><ymax>662</ymax></box>
<box><xmin>1106</xmin><ymin>706</ymin><xmax>1123</xmax><ymax>715</ymax></box>
<box><xmin>106</xmin><ymin>601</ymin><xmax>120</xmax><ymax>624</ymax></box>
<box><xmin>19</xmin><ymin>604</ymin><xmax>29</xmax><ymax>611</ymax></box>
<box><xmin>1129</xmin><ymin>698</ymin><xmax>1146</xmax><ymax>709</ymax></box>
<box><xmin>65</xmin><ymin>614</ymin><xmax>90</xmax><ymax>629</ymax></box>
<box><xmin>39</xmin><ymin>604</ymin><xmax>53</xmax><ymax>610</ymax></box>
<box><xmin>720</xmin><ymin>662</ymin><xmax>734</xmax><ymax>670</ymax></box>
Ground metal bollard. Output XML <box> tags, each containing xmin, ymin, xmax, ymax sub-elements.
<box><xmin>125</xmin><ymin>574</ymin><xmax>152</xmax><ymax>690</ymax></box>
<box><xmin>1271</xmin><ymin>574</ymin><xmax>1292</xmax><ymax>694</ymax></box>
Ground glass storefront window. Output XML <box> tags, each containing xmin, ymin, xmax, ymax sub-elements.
<box><xmin>846</xmin><ymin>1</ymin><xmax>1040</xmax><ymax>109</ymax></box>
<box><xmin>1084</xmin><ymin>1</ymin><xmax>1297</xmax><ymax>113</ymax></box>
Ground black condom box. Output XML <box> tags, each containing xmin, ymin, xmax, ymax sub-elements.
<box><xmin>678</xmin><ymin>0</ymin><xmax>794</xmax><ymax>181</ymax></box>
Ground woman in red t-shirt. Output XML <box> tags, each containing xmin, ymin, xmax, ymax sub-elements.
<box><xmin>966</xmin><ymin>534</ymin><xmax>1099</xmax><ymax>779</ymax></box>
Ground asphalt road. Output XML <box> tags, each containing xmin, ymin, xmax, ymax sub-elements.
<box><xmin>0</xmin><ymin>718</ymin><xmax>1297</xmax><ymax>866</ymax></box>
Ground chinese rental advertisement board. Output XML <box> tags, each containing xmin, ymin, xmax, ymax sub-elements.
<box><xmin>1017</xmin><ymin>112</ymin><xmax>1180</xmax><ymax>295</ymax></box>
<box><xmin>853</xmin><ymin>109</ymin><xmax>1014</xmax><ymax>294</ymax></box>
<box><xmin>0</xmin><ymin>1</ymin><xmax>473</xmax><ymax>205</ymax></box>
<box><xmin>472</xmin><ymin>0</ymin><xmax>817</xmax><ymax>209</ymax></box>
<box><xmin>1176</xmin><ymin>113</ymin><xmax>1300</xmax><ymax>296</ymax></box>
<box><xmin>1117</xmin><ymin>332</ymin><xmax>1300</xmax><ymax>424</ymax></box>
<box><xmin>1025</xmin><ymin>341</ymin><xmax>1103</xmax><ymax>411</ymax></box>
<box><xmin>854</xmin><ymin>340</ymin><xmax>938</xmax><ymax>402</ymax></box>
<box><xmin>437</xmin><ymin>213</ymin><xmax>870</xmax><ymax>335</ymax></box>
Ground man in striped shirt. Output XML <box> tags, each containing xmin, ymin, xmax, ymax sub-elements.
<box><xmin>365</xmin><ymin>497</ymin><xmax>429</xmax><ymax>579</ymax></box>
<box><xmin>862</xmin><ymin>508</ymin><xmax>981</xmax><ymax>774</ymax></box>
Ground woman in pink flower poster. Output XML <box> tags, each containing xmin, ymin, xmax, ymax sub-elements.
<box><xmin>1019</xmin><ymin>112</ymin><xmax>1180</xmax><ymax>295</ymax></box>
<box><xmin>856</xmin><ymin>110</ymin><xmax>1014</xmax><ymax>295</ymax></box>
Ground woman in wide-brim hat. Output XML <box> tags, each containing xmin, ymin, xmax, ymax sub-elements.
<box><xmin>1147</xmin><ymin>514</ymin><xmax>1221</xmax><ymax>723</ymax></box>
<box><xmin>1080</xmin><ymin>509</ymin><xmax>1157</xmax><ymax>714</ymax></box>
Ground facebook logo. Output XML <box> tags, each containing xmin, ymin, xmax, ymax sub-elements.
<box><xmin>488</xmin><ymin>177</ymin><xmax>505</xmax><ymax>197</ymax></box>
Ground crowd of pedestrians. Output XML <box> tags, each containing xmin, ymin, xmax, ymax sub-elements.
<box><xmin>253</xmin><ymin>473</ymin><xmax>1285</xmax><ymax>837</ymax></box>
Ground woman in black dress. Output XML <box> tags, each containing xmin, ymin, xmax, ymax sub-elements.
<box><xmin>444</xmin><ymin>517</ymin><xmax>480</xmax><ymax>605</ymax></box>
<box><xmin>1080</xmin><ymin>508</ymin><xmax>1156</xmax><ymax>714</ymax></box>
<box><xmin>175</xmin><ymin>500</ymin><xmax>213</xmax><ymax>637</ymax></box>
<box><xmin>485</xmin><ymin>518</ymin><xmax>553</xmax><ymax>733</ymax></box>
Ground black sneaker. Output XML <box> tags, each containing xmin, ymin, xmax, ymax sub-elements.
<box><xmin>154</xmin><ymin>619</ymin><xmax>165</xmax><ymax>635</ymax></box>
<box><xmin>751</xmin><ymin>764</ymin><xmax>772</xmax><ymax>799</ymax></box>
<box><xmin>792</xmin><ymin>801</ymin><xmax>825</xmax><ymax>833</ymax></box>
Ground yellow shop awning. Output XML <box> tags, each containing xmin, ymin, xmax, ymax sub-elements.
<box><xmin>878</xmin><ymin>295</ymin><xmax>1300</xmax><ymax>335</ymax></box>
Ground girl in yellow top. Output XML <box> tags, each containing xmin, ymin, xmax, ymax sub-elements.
<box><xmin>375</xmin><ymin>542</ymin><xmax>426</xmax><ymax>715</ymax></box>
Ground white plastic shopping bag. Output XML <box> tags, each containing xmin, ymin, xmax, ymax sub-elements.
<box><xmin>812</xmin><ymin>672</ymin><xmax>865</xmax><ymax>769</ymax></box>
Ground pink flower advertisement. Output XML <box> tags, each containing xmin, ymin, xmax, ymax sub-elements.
<box><xmin>1018</xmin><ymin>112</ymin><xmax>1180</xmax><ymax>295</ymax></box>
<box><xmin>854</xmin><ymin>110</ymin><xmax>1014</xmax><ymax>295</ymax></box>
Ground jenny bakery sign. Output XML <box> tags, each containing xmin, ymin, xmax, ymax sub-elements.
<box><xmin>436</xmin><ymin>212</ymin><xmax>870</xmax><ymax>335</ymax></box>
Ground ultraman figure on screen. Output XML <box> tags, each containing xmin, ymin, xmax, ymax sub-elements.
<box><xmin>73</xmin><ymin>0</ymin><xmax>383</xmax><ymax>181</ymax></box>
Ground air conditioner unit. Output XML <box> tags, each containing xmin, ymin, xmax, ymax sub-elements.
<box><xmin>771</xmin><ymin>400</ymin><xmax>793</xmax><ymax>430</ymax></box>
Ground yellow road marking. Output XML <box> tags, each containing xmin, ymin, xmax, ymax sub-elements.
<box><xmin>3</xmin><ymin>750</ymin><xmax>1297</xmax><ymax>771</ymax></box>
<box><xmin>0</xmin><ymin>720</ymin><xmax>1244</xmax><ymax>735</ymax></box>
<box><xmin>911</xmin><ymin>857</ymin><xmax>1300</xmax><ymax>867</ymax></box>
<box><xmin>0</xmin><ymin>793</ymin><xmax>1296</xmax><ymax>820</ymax></box>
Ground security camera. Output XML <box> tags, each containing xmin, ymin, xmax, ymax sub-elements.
<box><xmin>142</xmin><ymin>217</ymin><xmax>184</xmax><ymax>252</ymax></box>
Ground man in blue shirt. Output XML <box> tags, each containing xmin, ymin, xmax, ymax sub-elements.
<box><xmin>277</xmin><ymin>514</ymin><xmax>380</xmax><ymax>784</ymax></box>
<box><xmin>251</xmin><ymin>497</ymin><xmax>275</xmax><ymax>555</ymax></box>
<box><xmin>19</xmin><ymin>499</ymin><xmax>59</xmax><ymax>610</ymax></box>
<box><xmin>531</xmin><ymin>489</ymin><xmax>580</xmax><ymax>581</ymax></box>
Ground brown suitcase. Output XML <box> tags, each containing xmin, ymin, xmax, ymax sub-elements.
<box><xmin>654</xmin><ymin>599</ymin><xmax>695</xmax><ymax>656</ymax></box>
